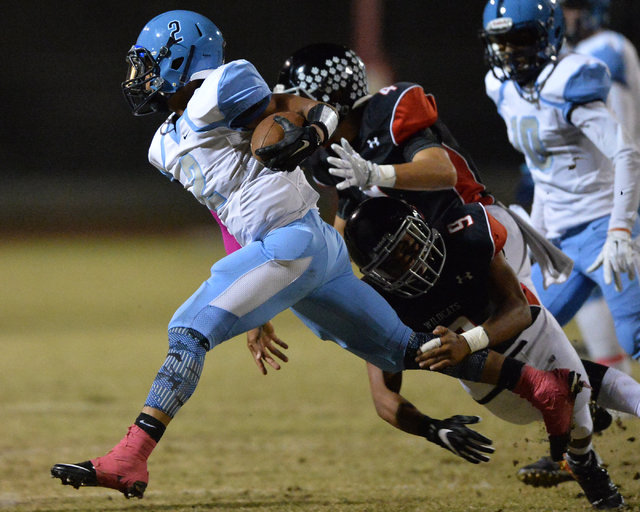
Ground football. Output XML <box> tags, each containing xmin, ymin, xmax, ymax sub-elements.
<box><xmin>250</xmin><ymin>111</ymin><xmax>306</xmax><ymax>163</ymax></box>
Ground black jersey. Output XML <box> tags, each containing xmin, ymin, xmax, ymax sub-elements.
<box><xmin>304</xmin><ymin>82</ymin><xmax>494</xmax><ymax>222</ymax></box>
<box><xmin>364</xmin><ymin>203</ymin><xmax>507</xmax><ymax>333</ymax></box>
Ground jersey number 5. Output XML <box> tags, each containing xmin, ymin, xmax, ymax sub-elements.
<box><xmin>447</xmin><ymin>215</ymin><xmax>474</xmax><ymax>234</ymax></box>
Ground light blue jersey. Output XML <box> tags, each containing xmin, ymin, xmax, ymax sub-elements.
<box><xmin>573</xmin><ymin>30</ymin><xmax>640</xmax><ymax>143</ymax></box>
<box><xmin>148</xmin><ymin>59</ymin><xmax>319</xmax><ymax>247</ymax></box>
<box><xmin>487</xmin><ymin>52</ymin><xmax>640</xmax><ymax>358</ymax></box>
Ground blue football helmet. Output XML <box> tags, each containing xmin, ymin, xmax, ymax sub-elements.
<box><xmin>122</xmin><ymin>10</ymin><xmax>225</xmax><ymax>115</ymax></box>
<box><xmin>481</xmin><ymin>0</ymin><xmax>565</xmax><ymax>85</ymax></box>
<box><xmin>560</xmin><ymin>0</ymin><xmax>610</xmax><ymax>44</ymax></box>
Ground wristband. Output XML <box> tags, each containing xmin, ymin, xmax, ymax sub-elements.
<box><xmin>460</xmin><ymin>326</ymin><xmax>489</xmax><ymax>353</ymax></box>
<box><xmin>377</xmin><ymin>164</ymin><xmax>397</xmax><ymax>188</ymax></box>
<box><xmin>307</xmin><ymin>104</ymin><xmax>339</xmax><ymax>141</ymax></box>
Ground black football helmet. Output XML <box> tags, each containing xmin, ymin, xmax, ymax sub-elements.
<box><xmin>344</xmin><ymin>197</ymin><xmax>446</xmax><ymax>298</ymax></box>
<box><xmin>274</xmin><ymin>43</ymin><xmax>369</xmax><ymax>118</ymax></box>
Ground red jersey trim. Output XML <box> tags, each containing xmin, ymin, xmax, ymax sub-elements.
<box><xmin>390</xmin><ymin>87</ymin><xmax>438</xmax><ymax>145</ymax></box>
<box><xmin>486</xmin><ymin>211</ymin><xmax>507</xmax><ymax>256</ymax></box>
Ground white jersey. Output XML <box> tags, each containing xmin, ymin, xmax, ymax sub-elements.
<box><xmin>572</xmin><ymin>30</ymin><xmax>640</xmax><ymax>144</ymax></box>
<box><xmin>486</xmin><ymin>52</ymin><xmax>640</xmax><ymax>239</ymax></box>
<box><xmin>148</xmin><ymin>59</ymin><xmax>319</xmax><ymax>246</ymax></box>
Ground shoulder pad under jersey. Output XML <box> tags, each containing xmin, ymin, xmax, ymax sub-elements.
<box><xmin>189</xmin><ymin>59</ymin><xmax>271</xmax><ymax>129</ymax></box>
<box><xmin>542</xmin><ymin>53</ymin><xmax>610</xmax><ymax>107</ymax></box>
<box><xmin>365</xmin><ymin>82</ymin><xmax>438</xmax><ymax>146</ymax></box>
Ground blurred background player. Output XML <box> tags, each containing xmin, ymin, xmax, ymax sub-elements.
<box><xmin>343</xmin><ymin>196</ymin><xmax>629</xmax><ymax>509</ymax></box>
<box><xmin>515</xmin><ymin>0</ymin><xmax>640</xmax><ymax>374</ymax></box>
<box><xmin>481</xmin><ymin>0</ymin><xmax>640</xmax><ymax>488</ymax></box>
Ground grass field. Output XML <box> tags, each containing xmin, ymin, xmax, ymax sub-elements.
<box><xmin>1</xmin><ymin>233</ymin><xmax>639</xmax><ymax>512</ymax></box>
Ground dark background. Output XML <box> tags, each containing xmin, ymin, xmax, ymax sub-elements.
<box><xmin>3</xmin><ymin>1</ymin><xmax>639</xmax><ymax>234</ymax></box>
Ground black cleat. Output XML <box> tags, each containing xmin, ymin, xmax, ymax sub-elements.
<box><xmin>566</xmin><ymin>450</ymin><xmax>625</xmax><ymax>509</ymax></box>
<box><xmin>51</xmin><ymin>461</ymin><xmax>98</xmax><ymax>489</ymax></box>
<box><xmin>517</xmin><ymin>456</ymin><xmax>575</xmax><ymax>487</ymax></box>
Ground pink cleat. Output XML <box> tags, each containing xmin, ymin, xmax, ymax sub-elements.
<box><xmin>514</xmin><ymin>367</ymin><xmax>583</xmax><ymax>461</ymax></box>
<box><xmin>51</xmin><ymin>425</ymin><xmax>156</xmax><ymax>499</ymax></box>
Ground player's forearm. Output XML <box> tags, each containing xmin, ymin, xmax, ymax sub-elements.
<box><xmin>573</xmin><ymin>103</ymin><xmax>640</xmax><ymax>230</ymax></box>
<box><xmin>393</xmin><ymin>147</ymin><xmax>457</xmax><ymax>190</ymax></box>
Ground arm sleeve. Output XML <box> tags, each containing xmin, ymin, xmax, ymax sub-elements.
<box><xmin>570</xmin><ymin>102</ymin><xmax>640</xmax><ymax>231</ymax></box>
<box><xmin>400</xmin><ymin>128</ymin><xmax>442</xmax><ymax>162</ymax></box>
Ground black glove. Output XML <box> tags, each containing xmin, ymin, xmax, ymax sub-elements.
<box><xmin>422</xmin><ymin>415</ymin><xmax>494</xmax><ymax>464</ymax></box>
<box><xmin>254</xmin><ymin>116</ymin><xmax>322</xmax><ymax>171</ymax></box>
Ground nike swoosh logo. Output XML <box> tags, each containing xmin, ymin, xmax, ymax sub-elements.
<box><xmin>289</xmin><ymin>140</ymin><xmax>310</xmax><ymax>158</ymax></box>
<box><xmin>139</xmin><ymin>420</ymin><xmax>157</xmax><ymax>429</ymax></box>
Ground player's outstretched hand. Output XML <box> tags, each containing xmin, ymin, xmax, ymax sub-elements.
<box><xmin>423</xmin><ymin>415</ymin><xmax>494</xmax><ymax>464</ymax></box>
<box><xmin>327</xmin><ymin>138</ymin><xmax>396</xmax><ymax>190</ymax></box>
<box><xmin>247</xmin><ymin>321</ymin><xmax>289</xmax><ymax>375</ymax></box>
<box><xmin>587</xmin><ymin>229</ymin><xmax>640</xmax><ymax>292</ymax></box>
<box><xmin>254</xmin><ymin>116</ymin><xmax>322</xmax><ymax>172</ymax></box>
<box><xmin>415</xmin><ymin>326</ymin><xmax>471</xmax><ymax>370</ymax></box>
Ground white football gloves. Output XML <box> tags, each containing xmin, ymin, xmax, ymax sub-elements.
<box><xmin>327</xmin><ymin>138</ymin><xmax>396</xmax><ymax>190</ymax></box>
<box><xmin>587</xmin><ymin>229</ymin><xmax>640</xmax><ymax>292</ymax></box>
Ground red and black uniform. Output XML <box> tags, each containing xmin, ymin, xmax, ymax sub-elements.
<box><xmin>305</xmin><ymin>82</ymin><xmax>494</xmax><ymax>221</ymax></box>
<box><xmin>362</xmin><ymin>202</ymin><xmax>537</xmax><ymax>344</ymax></box>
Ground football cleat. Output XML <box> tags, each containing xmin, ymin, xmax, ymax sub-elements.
<box><xmin>517</xmin><ymin>456</ymin><xmax>575</xmax><ymax>487</ymax></box>
<box><xmin>566</xmin><ymin>450</ymin><xmax>625</xmax><ymax>509</ymax></box>
<box><xmin>51</xmin><ymin>425</ymin><xmax>155</xmax><ymax>499</ymax></box>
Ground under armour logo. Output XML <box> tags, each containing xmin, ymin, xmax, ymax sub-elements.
<box><xmin>367</xmin><ymin>137</ymin><xmax>380</xmax><ymax>148</ymax></box>
<box><xmin>455</xmin><ymin>272</ymin><xmax>473</xmax><ymax>284</ymax></box>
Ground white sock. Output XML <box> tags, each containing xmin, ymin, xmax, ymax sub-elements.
<box><xmin>574</xmin><ymin>296</ymin><xmax>631</xmax><ymax>374</ymax></box>
<box><xmin>598</xmin><ymin>366</ymin><xmax>640</xmax><ymax>417</ymax></box>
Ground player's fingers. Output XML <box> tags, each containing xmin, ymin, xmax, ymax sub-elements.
<box><xmin>419</xmin><ymin>337</ymin><xmax>442</xmax><ymax>354</ymax></box>
<box><xmin>264</xmin><ymin>356</ymin><xmax>281</xmax><ymax>371</ymax></box>
<box><xmin>266</xmin><ymin>345</ymin><xmax>288</xmax><ymax>362</ymax></box>
<box><xmin>426</xmin><ymin>357</ymin><xmax>455</xmax><ymax>371</ymax></box>
<box><xmin>330</xmin><ymin>143</ymin><xmax>352</xmax><ymax>161</ymax></box>
<box><xmin>586</xmin><ymin>254</ymin><xmax>603</xmax><ymax>273</ymax></box>
<box><xmin>272</xmin><ymin>337</ymin><xmax>289</xmax><ymax>349</ymax></box>
<box><xmin>252</xmin><ymin>354</ymin><xmax>267</xmax><ymax>375</ymax></box>
<box><xmin>613</xmin><ymin>271</ymin><xmax>623</xmax><ymax>292</ymax></box>
<box><xmin>340</xmin><ymin>138</ymin><xmax>357</xmax><ymax>156</ymax></box>
<box><xmin>336</xmin><ymin>178</ymin><xmax>357</xmax><ymax>190</ymax></box>
<box><xmin>273</xmin><ymin>116</ymin><xmax>294</xmax><ymax>130</ymax></box>
<box><xmin>328</xmin><ymin>167</ymin><xmax>350</xmax><ymax>178</ymax></box>
<box><xmin>326</xmin><ymin>156</ymin><xmax>351</xmax><ymax>168</ymax></box>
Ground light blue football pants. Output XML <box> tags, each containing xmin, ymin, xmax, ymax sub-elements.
<box><xmin>532</xmin><ymin>215</ymin><xmax>640</xmax><ymax>359</ymax></box>
<box><xmin>169</xmin><ymin>209</ymin><xmax>413</xmax><ymax>372</ymax></box>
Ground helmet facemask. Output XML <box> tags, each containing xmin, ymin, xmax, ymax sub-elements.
<box><xmin>122</xmin><ymin>45</ymin><xmax>170</xmax><ymax>116</ymax></box>
<box><xmin>363</xmin><ymin>216</ymin><xmax>446</xmax><ymax>298</ymax></box>
<box><xmin>483</xmin><ymin>21</ymin><xmax>555</xmax><ymax>86</ymax></box>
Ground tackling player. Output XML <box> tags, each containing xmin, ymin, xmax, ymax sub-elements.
<box><xmin>344</xmin><ymin>196</ymin><xmax>626</xmax><ymax>509</ymax></box>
